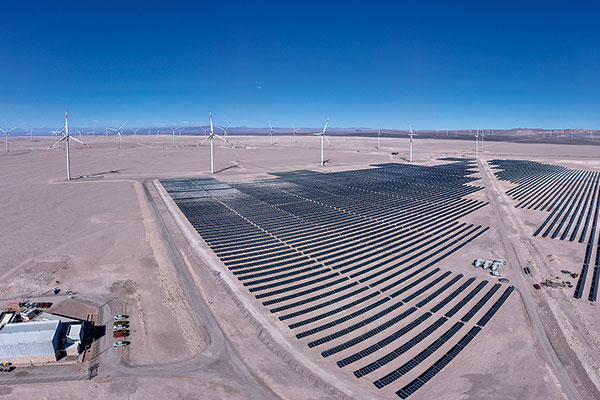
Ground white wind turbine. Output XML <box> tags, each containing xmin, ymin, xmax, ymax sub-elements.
<box><xmin>108</xmin><ymin>121</ymin><xmax>127</xmax><ymax>149</ymax></box>
<box><xmin>377</xmin><ymin>128</ymin><xmax>381</xmax><ymax>149</ymax></box>
<box><xmin>474</xmin><ymin>129</ymin><xmax>480</xmax><ymax>159</ymax></box>
<box><xmin>27</xmin><ymin>128</ymin><xmax>34</xmax><ymax>141</ymax></box>
<box><xmin>407</xmin><ymin>122</ymin><xmax>416</xmax><ymax>162</ymax></box>
<box><xmin>45</xmin><ymin>109</ymin><xmax>91</xmax><ymax>180</ymax></box>
<box><xmin>176</xmin><ymin>127</ymin><xmax>183</xmax><ymax>136</ymax></box>
<box><xmin>268</xmin><ymin>121</ymin><xmax>278</xmax><ymax>145</ymax></box>
<box><xmin>218</xmin><ymin>124</ymin><xmax>231</xmax><ymax>139</ymax></box>
<box><xmin>0</xmin><ymin>127</ymin><xmax>17</xmax><ymax>152</ymax></box>
<box><xmin>290</xmin><ymin>122</ymin><xmax>298</xmax><ymax>143</ymax></box>
<box><xmin>308</xmin><ymin>117</ymin><xmax>331</xmax><ymax>166</ymax></box>
<box><xmin>132</xmin><ymin>128</ymin><xmax>139</xmax><ymax>137</ymax></box>
<box><xmin>196</xmin><ymin>110</ymin><xmax>228</xmax><ymax>174</ymax></box>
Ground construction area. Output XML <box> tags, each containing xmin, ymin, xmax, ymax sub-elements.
<box><xmin>0</xmin><ymin>134</ymin><xmax>599</xmax><ymax>399</ymax></box>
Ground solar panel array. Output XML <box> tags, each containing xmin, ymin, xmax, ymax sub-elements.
<box><xmin>490</xmin><ymin>159</ymin><xmax>600</xmax><ymax>301</ymax></box>
<box><xmin>161</xmin><ymin>161</ymin><xmax>513</xmax><ymax>398</ymax></box>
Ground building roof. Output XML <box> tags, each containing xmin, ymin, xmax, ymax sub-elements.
<box><xmin>66</xmin><ymin>324</ymin><xmax>82</xmax><ymax>342</ymax></box>
<box><xmin>0</xmin><ymin>320</ymin><xmax>60</xmax><ymax>359</ymax></box>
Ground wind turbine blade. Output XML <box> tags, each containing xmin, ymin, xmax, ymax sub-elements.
<box><xmin>323</xmin><ymin>134</ymin><xmax>332</xmax><ymax>147</ymax></box>
<box><xmin>8</xmin><ymin>127</ymin><xmax>17</xmax><ymax>133</ymax></box>
<box><xmin>119</xmin><ymin>121</ymin><xmax>128</xmax><ymax>130</ymax></box>
<box><xmin>70</xmin><ymin>136</ymin><xmax>91</xmax><ymax>147</ymax></box>
<box><xmin>269</xmin><ymin>120</ymin><xmax>272</xmax><ymax>130</ymax></box>
<box><xmin>213</xmin><ymin>134</ymin><xmax>228</xmax><ymax>143</ymax></box>
<box><xmin>45</xmin><ymin>136</ymin><xmax>67</xmax><ymax>151</ymax></box>
<box><xmin>108</xmin><ymin>128</ymin><xmax>117</xmax><ymax>132</ymax></box>
<box><xmin>408</xmin><ymin>122</ymin><xmax>413</xmax><ymax>135</ymax></box>
<box><xmin>323</xmin><ymin>117</ymin><xmax>330</xmax><ymax>134</ymax></box>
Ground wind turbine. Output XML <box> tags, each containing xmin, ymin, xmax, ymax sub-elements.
<box><xmin>377</xmin><ymin>128</ymin><xmax>381</xmax><ymax>149</ymax></box>
<box><xmin>474</xmin><ymin>129</ymin><xmax>480</xmax><ymax>159</ymax></box>
<box><xmin>176</xmin><ymin>127</ymin><xmax>183</xmax><ymax>136</ymax></box>
<box><xmin>132</xmin><ymin>128</ymin><xmax>139</xmax><ymax>137</ymax></box>
<box><xmin>0</xmin><ymin>127</ymin><xmax>17</xmax><ymax>152</ymax></box>
<box><xmin>108</xmin><ymin>121</ymin><xmax>127</xmax><ymax>149</ymax></box>
<box><xmin>218</xmin><ymin>124</ymin><xmax>231</xmax><ymax>139</ymax></box>
<box><xmin>45</xmin><ymin>109</ymin><xmax>90</xmax><ymax>180</ymax></box>
<box><xmin>27</xmin><ymin>129</ymin><xmax>34</xmax><ymax>141</ymax></box>
<box><xmin>196</xmin><ymin>110</ymin><xmax>228</xmax><ymax>174</ymax></box>
<box><xmin>171</xmin><ymin>127</ymin><xmax>177</xmax><ymax>147</ymax></box>
<box><xmin>290</xmin><ymin>123</ymin><xmax>298</xmax><ymax>143</ymax></box>
<box><xmin>407</xmin><ymin>122</ymin><xmax>416</xmax><ymax>162</ymax></box>
<box><xmin>104</xmin><ymin>127</ymin><xmax>110</xmax><ymax>137</ymax></box>
<box><xmin>308</xmin><ymin>117</ymin><xmax>331</xmax><ymax>166</ymax></box>
<box><xmin>202</xmin><ymin>128</ymin><xmax>208</xmax><ymax>137</ymax></box>
<box><xmin>268</xmin><ymin>121</ymin><xmax>278</xmax><ymax>145</ymax></box>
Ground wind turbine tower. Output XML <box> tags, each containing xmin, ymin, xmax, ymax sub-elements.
<box><xmin>196</xmin><ymin>110</ymin><xmax>228</xmax><ymax>174</ymax></box>
<box><xmin>109</xmin><ymin>121</ymin><xmax>127</xmax><ymax>149</ymax></box>
<box><xmin>407</xmin><ymin>122</ymin><xmax>416</xmax><ymax>162</ymax></box>
<box><xmin>0</xmin><ymin>127</ymin><xmax>16</xmax><ymax>152</ymax></box>
<box><xmin>291</xmin><ymin>123</ymin><xmax>298</xmax><ymax>143</ymax></box>
<box><xmin>474</xmin><ymin>130</ymin><xmax>480</xmax><ymax>159</ymax></box>
<box><xmin>45</xmin><ymin>109</ymin><xmax>90</xmax><ymax>180</ymax></box>
<box><xmin>268</xmin><ymin>121</ymin><xmax>278</xmax><ymax>145</ymax></box>
<box><xmin>311</xmin><ymin>117</ymin><xmax>331</xmax><ymax>166</ymax></box>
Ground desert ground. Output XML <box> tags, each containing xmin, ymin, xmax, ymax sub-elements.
<box><xmin>0</xmin><ymin>133</ymin><xmax>599</xmax><ymax>399</ymax></box>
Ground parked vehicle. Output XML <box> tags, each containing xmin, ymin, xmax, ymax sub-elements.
<box><xmin>113</xmin><ymin>331</ymin><xmax>130</xmax><ymax>338</ymax></box>
<box><xmin>533</xmin><ymin>284</ymin><xmax>542</xmax><ymax>290</ymax></box>
<box><xmin>0</xmin><ymin>362</ymin><xmax>11</xmax><ymax>372</ymax></box>
<box><xmin>499</xmin><ymin>278</ymin><xmax>510</xmax><ymax>283</ymax></box>
<box><xmin>113</xmin><ymin>324</ymin><xmax>129</xmax><ymax>331</ymax></box>
<box><xmin>491</xmin><ymin>271</ymin><xmax>501</xmax><ymax>277</ymax></box>
<box><xmin>113</xmin><ymin>341</ymin><xmax>130</xmax><ymax>347</ymax></box>
<box><xmin>114</xmin><ymin>314</ymin><xmax>129</xmax><ymax>320</ymax></box>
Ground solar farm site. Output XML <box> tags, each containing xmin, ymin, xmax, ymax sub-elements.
<box><xmin>161</xmin><ymin>161</ymin><xmax>514</xmax><ymax>399</ymax></box>
<box><xmin>1</xmin><ymin>135</ymin><xmax>600</xmax><ymax>400</ymax></box>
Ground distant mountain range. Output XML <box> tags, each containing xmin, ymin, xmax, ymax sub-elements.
<box><xmin>5</xmin><ymin>126</ymin><xmax>600</xmax><ymax>144</ymax></box>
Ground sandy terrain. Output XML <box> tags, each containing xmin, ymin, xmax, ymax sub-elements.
<box><xmin>0</xmin><ymin>134</ymin><xmax>598</xmax><ymax>399</ymax></box>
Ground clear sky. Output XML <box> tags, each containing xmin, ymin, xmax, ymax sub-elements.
<box><xmin>1</xmin><ymin>1</ymin><xmax>599</xmax><ymax>130</ymax></box>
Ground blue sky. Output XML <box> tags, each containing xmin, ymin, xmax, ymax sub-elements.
<box><xmin>1</xmin><ymin>1</ymin><xmax>599</xmax><ymax>129</ymax></box>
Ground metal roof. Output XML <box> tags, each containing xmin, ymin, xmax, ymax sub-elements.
<box><xmin>0</xmin><ymin>320</ymin><xmax>60</xmax><ymax>358</ymax></box>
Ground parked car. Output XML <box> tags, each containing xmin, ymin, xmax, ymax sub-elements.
<box><xmin>113</xmin><ymin>341</ymin><xmax>130</xmax><ymax>347</ymax></box>
<box><xmin>533</xmin><ymin>284</ymin><xmax>542</xmax><ymax>290</ymax></box>
<box><xmin>490</xmin><ymin>271</ymin><xmax>501</xmax><ymax>277</ymax></box>
<box><xmin>499</xmin><ymin>278</ymin><xmax>510</xmax><ymax>283</ymax></box>
<box><xmin>113</xmin><ymin>331</ymin><xmax>130</xmax><ymax>338</ymax></box>
<box><xmin>113</xmin><ymin>324</ymin><xmax>129</xmax><ymax>331</ymax></box>
<box><xmin>114</xmin><ymin>314</ymin><xmax>129</xmax><ymax>320</ymax></box>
